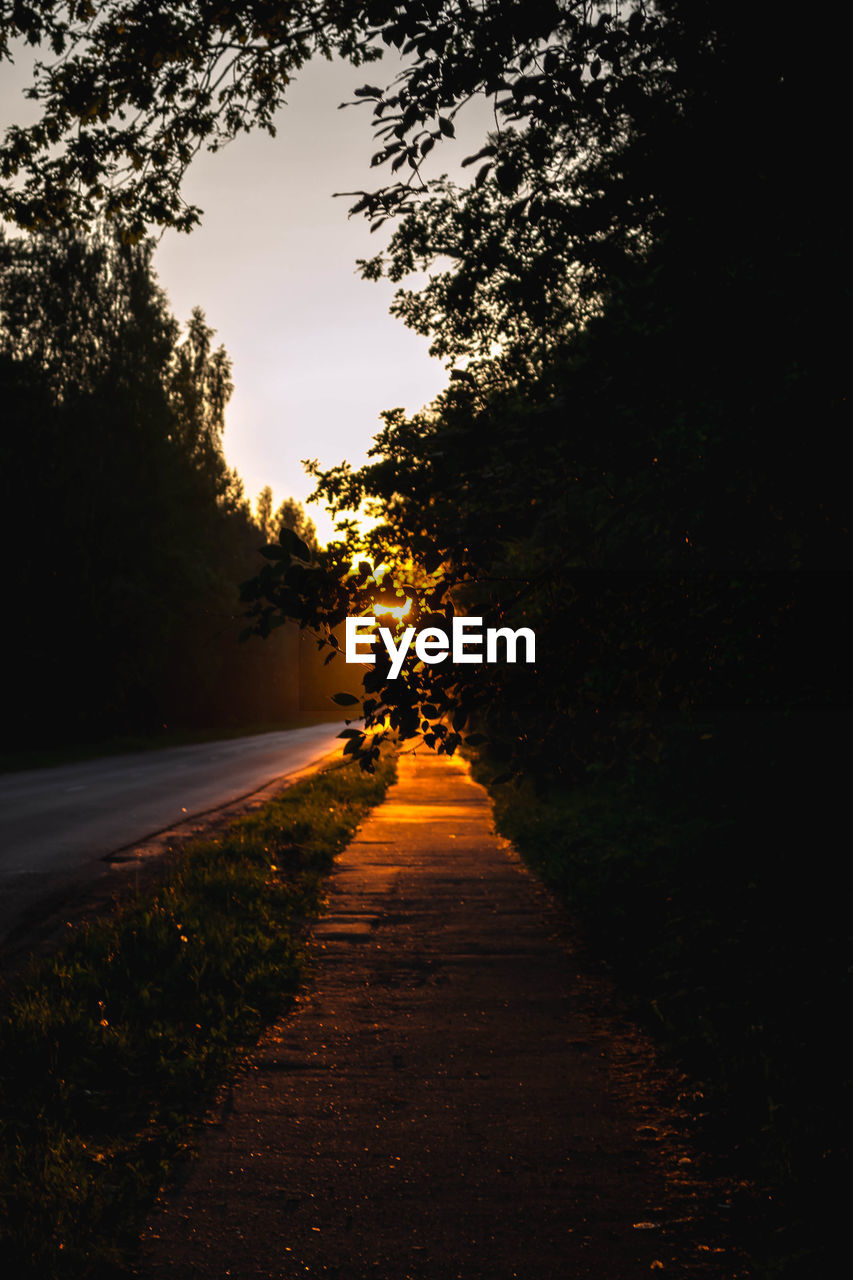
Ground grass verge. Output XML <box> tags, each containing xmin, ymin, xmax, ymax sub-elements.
<box><xmin>469</xmin><ymin>715</ymin><xmax>848</xmax><ymax>1277</ymax></box>
<box><xmin>0</xmin><ymin>750</ymin><xmax>396</xmax><ymax>1278</ymax></box>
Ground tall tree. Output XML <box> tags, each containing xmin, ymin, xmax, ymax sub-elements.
<box><xmin>0</xmin><ymin>226</ymin><xmax>324</xmax><ymax>742</ymax></box>
<box><xmin>274</xmin><ymin>496</ymin><xmax>318</xmax><ymax>552</ymax></box>
<box><xmin>255</xmin><ymin>486</ymin><xmax>275</xmax><ymax>542</ymax></box>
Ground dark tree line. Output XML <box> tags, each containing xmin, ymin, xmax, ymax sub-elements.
<box><xmin>0</xmin><ymin>228</ymin><xmax>340</xmax><ymax>747</ymax></box>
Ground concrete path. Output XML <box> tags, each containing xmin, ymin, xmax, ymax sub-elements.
<box><xmin>137</xmin><ymin>751</ymin><xmax>741</xmax><ymax>1279</ymax></box>
<box><xmin>0</xmin><ymin>723</ymin><xmax>346</xmax><ymax>946</ymax></box>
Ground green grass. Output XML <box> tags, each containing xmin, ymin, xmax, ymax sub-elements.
<box><xmin>0</xmin><ymin>751</ymin><xmax>396</xmax><ymax>1278</ymax></box>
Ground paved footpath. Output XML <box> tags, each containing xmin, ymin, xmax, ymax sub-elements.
<box><xmin>137</xmin><ymin>751</ymin><xmax>742</xmax><ymax>1279</ymax></box>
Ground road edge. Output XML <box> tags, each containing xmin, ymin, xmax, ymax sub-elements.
<box><xmin>0</xmin><ymin>742</ymin><xmax>345</xmax><ymax>985</ymax></box>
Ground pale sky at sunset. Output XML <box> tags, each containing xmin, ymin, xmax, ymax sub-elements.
<box><xmin>1</xmin><ymin>49</ymin><xmax>491</xmax><ymax>542</ymax></box>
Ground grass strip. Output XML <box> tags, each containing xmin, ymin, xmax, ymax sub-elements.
<box><xmin>469</xmin><ymin>729</ymin><xmax>847</xmax><ymax>1277</ymax></box>
<box><xmin>0</xmin><ymin>750</ymin><xmax>396</xmax><ymax>1278</ymax></box>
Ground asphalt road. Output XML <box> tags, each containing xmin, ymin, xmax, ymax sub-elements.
<box><xmin>0</xmin><ymin>722</ymin><xmax>346</xmax><ymax>946</ymax></box>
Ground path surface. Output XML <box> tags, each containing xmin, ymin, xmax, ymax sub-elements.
<box><xmin>137</xmin><ymin>751</ymin><xmax>741</xmax><ymax>1279</ymax></box>
<box><xmin>0</xmin><ymin>723</ymin><xmax>346</xmax><ymax>945</ymax></box>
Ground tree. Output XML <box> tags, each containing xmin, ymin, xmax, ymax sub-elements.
<box><xmin>235</xmin><ymin>1</ymin><xmax>846</xmax><ymax>778</ymax></box>
<box><xmin>2</xmin><ymin>2</ymin><xmax>846</xmax><ymax>772</ymax></box>
<box><xmin>274</xmin><ymin>496</ymin><xmax>317</xmax><ymax>552</ymax></box>
<box><xmin>255</xmin><ymin>486</ymin><xmax>275</xmax><ymax>542</ymax></box>
<box><xmin>0</xmin><ymin>225</ymin><xmax>324</xmax><ymax>741</ymax></box>
<box><xmin>1</xmin><ymin>3</ymin><xmax>683</xmax><ymax>239</ymax></box>
<box><xmin>0</xmin><ymin>0</ymin><xmax>374</xmax><ymax>236</ymax></box>
<box><xmin>167</xmin><ymin>305</ymin><xmax>234</xmax><ymax>483</ymax></box>
<box><xmin>256</xmin><ymin>490</ymin><xmax>318</xmax><ymax>553</ymax></box>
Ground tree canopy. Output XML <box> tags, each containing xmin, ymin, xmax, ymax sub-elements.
<box><xmin>236</xmin><ymin>1</ymin><xmax>846</xmax><ymax>778</ymax></box>
<box><xmin>2</xmin><ymin>2</ymin><xmax>846</xmax><ymax>774</ymax></box>
<box><xmin>0</xmin><ymin>225</ymin><xmax>345</xmax><ymax>744</ymax></box>
<box><xmin>2</xmin><ymin>2</ymin><xmax>708</xmax><ymax>240</ymax></box>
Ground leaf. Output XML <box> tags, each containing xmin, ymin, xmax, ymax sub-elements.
<box><xmin>331</xmin><ymin>692</ymin><xmax>360</xmax><ymax>706</ymax></box>
<box><xmin>338</xmin><ymin>728</ymin><xmax>364</xmax><ymax>739</ymax></box>
<box><xmin>278</xmin><ymin>527</ymin><xmax>311</xmax><ymax>561</ymax></box>
<box><xmin>495</xmin><ymin>162</ymin><xmax>522</xmax><ymax>196</ymax></box>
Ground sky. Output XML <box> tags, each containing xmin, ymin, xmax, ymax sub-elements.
<box><xmin>1</xmin><ymin>48</ymin><xmax>492</xmax><ymax>542</ymax></box>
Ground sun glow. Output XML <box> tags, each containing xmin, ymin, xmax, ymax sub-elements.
<box><xmin>379</xmin><ymin>598</ymin><xmax>413</xmax><ymax>623</ymax></box>
<box><xmin>348</xmin><ymin>555</ymin><xmax>414</xmax><ymax>624</ymax></box>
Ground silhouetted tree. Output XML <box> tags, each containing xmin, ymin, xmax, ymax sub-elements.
<box><xmin>255</xmin><ymin>486</ymin><xmax>275</xmax><ymax>542</ymax></box>
<box><xmin>274</xmin><ymin>497</ymin><xmax>318</xmax><ymax>552</ymax></box>
<box><xmin>0</xmin><ymin>226</ymin><xmax>331</xmax><ymax>742</ymax></box>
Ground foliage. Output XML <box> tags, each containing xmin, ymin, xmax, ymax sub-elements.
<box><xmin>243</xmin><ymin>225</ymin><xmax>847</xmax><ymax>779</ymax></box>
<box><xmin>3</xmin><ymin>5</ymin><xmax>842</xmax><ymax>772</ymax></box>
<box><xmin>0</xmin><ymin>750</ymin><xmax>397</xmax><ymax>1278</ymax></box>
<box><xmin>239</xmin><ymin>1</ymin><xmax>847</xmax><ymax>780</ymax></box>
<box><xmin>1</xmin><ymin>2</ymin><xmax>690</xmax><ymax>240</ymax></box>
<box><xmin>0</xmin><ymin>225</ymin><xmax>339</xmax><ymax>744</ymax></box>
<box><xmin>274</xmin><ymin>494</ymin><xmax>318</xmax><ymax>550</ymax></box>
<box><xmin>257</xmin><ymin>487</ymin><xmax>319</xmax><ymax>552</ymax></box>
<box><xmin>471</xmin><ymin>716</ymin><xmax>850</xmax><ymax>1274</ymax></box>
<box><xmin>0</xmin><ymin>0</ymin><xmax>379</xmax><ymax>236</ymax></box>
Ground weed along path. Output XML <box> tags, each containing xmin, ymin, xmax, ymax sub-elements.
<box><xmin>137</xmin><ymin>751</ymin><xmax>742</xmax><ymax>1279</ymax></box>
